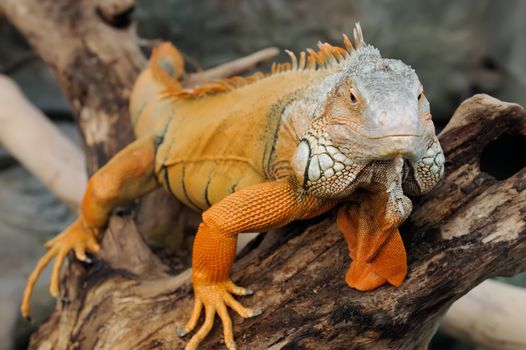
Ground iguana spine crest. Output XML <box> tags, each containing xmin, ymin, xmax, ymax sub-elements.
<box><xmin>163</xmin><ymin>23</ymin><xmax>370</xmax><ymax>100</ymax></box>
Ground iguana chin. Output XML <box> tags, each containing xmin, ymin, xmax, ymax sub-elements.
<box><xmin>21</xmin><ymin>23</ymin><xmax>444</xmax><ymax>350</ymax></box>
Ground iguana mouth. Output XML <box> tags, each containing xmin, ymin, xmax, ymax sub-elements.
<box><xmin>367</xmin><ymin>134</ymin><xmax>420</xmax><ymax>139</ymax></box>
<box><xmin>346</xmin><ymin>122</ymin><xmax>421</xmax><ymax>141</ymax></box>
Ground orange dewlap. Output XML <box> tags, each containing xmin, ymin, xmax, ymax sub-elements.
<box><xmin>337</xmin><ymin>191</ymin><xmax>407</xmax><ymax>291</ymax></box>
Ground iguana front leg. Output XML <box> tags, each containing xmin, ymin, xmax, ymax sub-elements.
<box><xmin>21</xmin><ymin>135</ymin><xmax>159</xmax><ymax>317</ymax></box>
<box><xmin>181</xmin><ymin>180</ymin><xmax>334</xmax><ymax>350</ymax></box>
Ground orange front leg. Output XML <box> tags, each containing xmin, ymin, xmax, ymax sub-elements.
<box><xmin>180</xmin><ymin>180</ymin><xmax>332</xmax><ymax>350</ymax></box>
<box><xmin>21</xmin><ymin>136</ymin><xmax>159</xmax><ymax>317</ymax></box>
<box><xmin>337</xmin><ymin>190</ymin><xmax>408</xmax><ymax>291</ymax></box>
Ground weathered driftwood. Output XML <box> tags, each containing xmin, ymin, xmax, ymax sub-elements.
<box><xmin>2</xmin><ymin>1</ymin><xmax>526</xmax><ymax>349</ymax></box>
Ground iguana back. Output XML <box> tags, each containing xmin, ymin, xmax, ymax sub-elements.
<box><xmin>130</xmin><ymin>44</ymin><xmax>326</xmax><ymax>210</ymax></box>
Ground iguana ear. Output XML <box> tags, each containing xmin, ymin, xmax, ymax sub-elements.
<box><xmin>402</xmin><ymin>137</ymin><xmax>445</xmax><ymax>195</ymax></box>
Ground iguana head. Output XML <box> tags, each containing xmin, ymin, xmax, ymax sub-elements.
<box><xmin>291</xmin><ymin>24</ymin><xmax>444</xmax><ymax>199</ymax></box>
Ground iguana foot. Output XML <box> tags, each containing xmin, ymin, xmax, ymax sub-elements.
<box><xmin>181</xmin><ymin>279</ymin><xmax>261</xmax><ymax>350</ymax></box>
<box><xmin>21</xmin><ymin>218</ymin><xmax>100</xmax><ymax>317</ymax></box>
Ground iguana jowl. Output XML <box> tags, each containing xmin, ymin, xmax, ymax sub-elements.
<box><xmin>21</xmin><ymin>24</ymin><xmax>444</xmax><ymax>349</ymax></box>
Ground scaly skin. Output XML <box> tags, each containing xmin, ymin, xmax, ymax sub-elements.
<box><xmin>21</xmin><ymin>24</ymin><xmax>444</xmax><ymax>349</ymax></box>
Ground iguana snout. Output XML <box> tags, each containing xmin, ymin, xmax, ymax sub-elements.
<box><xmin>362</xmin><ymin>105</ymin><xmax>421</xmax><ymax>139</ymax></box>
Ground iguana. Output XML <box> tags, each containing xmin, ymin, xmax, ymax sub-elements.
<box><xmin>21</xmin><ymin>24</ymin><xmax>444</xmax><ymax>349</ymax></box>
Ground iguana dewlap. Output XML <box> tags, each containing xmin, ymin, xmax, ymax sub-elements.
<box><xmin>21</xmin><ymin>23</ymin><xmax>444</xmax><ymax>350</ymax></box>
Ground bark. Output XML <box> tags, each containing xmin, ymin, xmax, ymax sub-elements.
<box><xmin>1</xmin><ymin>1</ymin><xmax>525</xmax><ymax>349</ymax></box>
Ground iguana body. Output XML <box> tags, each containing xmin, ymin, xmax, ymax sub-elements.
<box><xmin>141</xmin><ymin>72</ymin><xmax>319</xmax><ymax>210</ymax></box>
<box><xmin>132</xmin><ymin>57</ymin><xmax>333</xmax><ymax>211</ymax></box>
<box><xmin>22</xmin><ymin>24</ymin><xmax>444</xmax><ymax>350</ymax></box>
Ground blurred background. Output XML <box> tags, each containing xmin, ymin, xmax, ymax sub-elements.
<box><xmin>0</xmin><ymin>0</ymin><xmax>525</xmax><ymax>349</ymax></box>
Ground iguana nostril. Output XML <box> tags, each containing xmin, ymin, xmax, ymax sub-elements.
<box><xmin>378</xmin><ymin>111</ymin><xmax>388</xmax><ymax>126</ymax></box>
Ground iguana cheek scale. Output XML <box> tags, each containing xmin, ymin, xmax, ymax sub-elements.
<box><xmin>21</xmin><ymin>24</ymin><xmax>444</xmax><ymax>350</ymax></box>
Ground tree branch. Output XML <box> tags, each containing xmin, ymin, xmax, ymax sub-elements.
<box><xmin>440</xmin><ymin>279</ymin><xmax>526</xmax><ymax>350</ymax></box>
<box><xmin>182</xmin><ymin>47</ymin><xmax>280</xmax><ymax>87</ymax></box>
<box><xmin>0</xmin><ymin>74</ymin><xmax>86</xmax><ymax>211</ymax></box>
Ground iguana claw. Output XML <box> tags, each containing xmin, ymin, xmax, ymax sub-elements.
<box><xmin>182</xmin><ymin>280</ymin><xmax>259</xmax><ymax>350</ymax></box>
<box><xmin>20</xmin><ymin>218</ymin><xmax>100</xmax><ymax>318</ymax></box>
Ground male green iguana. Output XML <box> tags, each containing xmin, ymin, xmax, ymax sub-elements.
<box><xmin>21</xmin><ymin>24</ymin><xmax>444</xmax><ymax>349</ymax></box>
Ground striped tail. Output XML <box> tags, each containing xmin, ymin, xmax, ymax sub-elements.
<box><xmin>130</xmin><ymin>42</ymin><xmax>185</xmax><ymax>136</ymax></box>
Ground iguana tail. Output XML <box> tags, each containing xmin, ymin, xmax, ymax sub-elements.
<box><xmin>130</xmin><ymin>42</ymin><xmax>185</xmax><ymax>137</ymax></box>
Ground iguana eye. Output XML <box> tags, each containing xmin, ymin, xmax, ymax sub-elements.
<box><xmin>350</xmin><ymin>89</ymin><xmax>359</xmax><ymax>106</ymax></box>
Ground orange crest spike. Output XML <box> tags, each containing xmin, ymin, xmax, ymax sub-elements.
<box><xmin>271</xmin><ymin>62</ymin><xmax>278</xmax><ymax>74</ymax></box>
<box><xmin>298</xmin><ymin>51</ymin><xmax>306</xmax><ymax>70</ymax></box>
<box><xmin>319</xmin><ymin>43</ymin><xmax>339</xmax><ymax>67</ymax></box>
<box><xmin>332</xmin><ymin>45</ymin><xmax>347</xmax><ymax>61</ymax></box>
<box><xmin>161</xmin><ymin>23</ymin><xmax>369</xmax><ymax>100</ymax></box>
<box><xmin>285</xmin><ymin>50</ymin><xmax>298</xmax><ymax>70</ymax></box>
<box><xmin>353</xmin><ymin>22</ymin><xmax>365</xmax><ymax>48</ymax></box>
<box><xmin>343</xmin><ymin>33</ymin><xmax>354</xmax><ymax>54</ymax></box>
<box><xmin>307</xmin><ymin>48</ymin><xmax>323</xmax><ymax>67</ymax></box>
<box><xmin>306</xmin><ymin>53</ymin><xmax>316</xmax><ymax>69</ymax></box>
<box><xmin>280</xmin><ymin>62</ymin><xmax>292</xmax><ymax>71</ymax></box>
